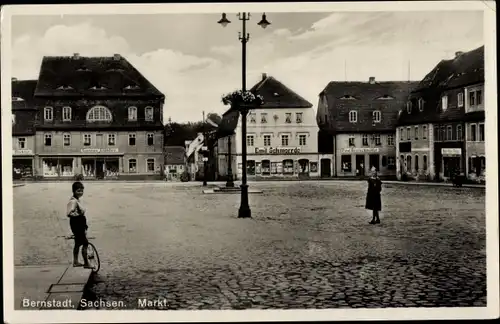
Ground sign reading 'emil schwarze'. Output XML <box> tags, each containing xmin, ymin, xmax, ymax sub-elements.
<box><xmin>254</xmin><ymin>147</ymin><xmax>301</xmax><ymax>155</ymax></box>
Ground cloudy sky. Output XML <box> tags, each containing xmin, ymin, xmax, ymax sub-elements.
<box><xmin>11</xmin><ymin>9</ymin><xmax>483</xmax><ymax>122</ymax></box>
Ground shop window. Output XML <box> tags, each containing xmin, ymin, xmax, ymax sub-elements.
<box><xmin>82</xmin><ymin>159</ymin><xmax>95</xmax><ymax>177</ymax></box>
<box><xmin>298</xmin><ymin>159</ymin><xmax>309</xmax><ymax>174</ymax></box>
<box><xmin>108</xmin><ymin>134</ymin><xmax>116</xmax><ymax>146</ymax></box>
<box><xmin>83</xmin><ymin>134</ymin><xmax>92</xmax><ymax>146</ymax></box>
<box><xmin>479</xmin><ymin>123</ymin><xmax>485</xmax><ymax>141</ymax></box>
<box><xmin>17</xmin><ymin>137</ymin><xmax>26</xmax><ymax>149</ymax></box>
<box><xmin>341</xmin><ymin>155</ymin><xmax>352</xmax><ymax>173</ymax></box>
<box><xmin>145</xmin><ymin>106</ymin><xmax>154</xmax><ymax>121</ymax></box>
<box><xmin>128</xmin><ymin>159</ymin><xmax>137</xmax><ymax>173</ymax></box>
<box><xmin>44</xmin><ymin>134</ymin><xmax>52</xmax><ymax>146</ymax></box>
<box><xmin>423</xmin><ymin>125</ymin><xmax>427</xmax><ymax>139</ymax></box>
<box><xmin>104</xmin><ymin>159</ymin><xmax>119</xmax><ymax>177</ymax></box>
<box><xmin>42</xmin><ymin>158</ymin><xmax>59</xmax><ymax>177</ymax></box>
<box><xmin>349</xmin><ymin>136</ymin><xmax>355</xmax><ymax>147</ymax></box>
<box><xmin>147</xmin><ymin>158</ymin><xmax>155</xmax><ymax>172</ymax></box>
<box><xmin>247</xmin><ymin>135</ymin><xmax>254</xmax><ymax>147</ymax></box>
<box><xmin>62</xmin><ymin>106</ymin><xmax>72</xmax><ymax>121</ymax></box>
<box><xmin>299</xmin><ymin>135</ymin><xmax>307</xmax><ymax>146</ymax></box>
<box><xmin>296</xmin><ymin>113</ymin><xmax>303</xmax><ymax>123</ymax></box>
<box><xmin>59</xmin><ymin>158</ymin><xmax>74</xmax><ymax>177</ymax></box>
<box><xmin>261</xmin><ymin>160</ymin><xmax>271</xmax><ymax>175</ymax></box>
<box><xmin>44</xmin><ymin>107</ymin><xmax>53</xmax><ymax>121</ymax></box>
<box><xmin>129</xmin><ymin>133</ymin><xmax>136</xmax><ymax>146</ymax></box>
<box><xmin>42</xmin><ymin>158</ymin><xmax>73</xmax><ymax>177</ymax></box>
<box><xmin>263</xmin><ymin>135</ymin><xmax>271</xmax><ymax>146</ymax></box>
<box><xmin>247</xmin><ymin>160</ymin><xmax>256</xmax><ymax>175</ymax></box>
<box><xmin>285</xmin><ymin>113</ymin><xmax>292</xmax><ymax>123</ymax></box>
<box><xmin>362</xmin><ymin>134</ymin><xmax>369</xmax><ymax>146</ymax></box>
<box><xmin>147</xmin><ymin>133</ymin><xmax>154</xmax><ymax>146</ymax></box>
<box><xmin>387</xmin><ymin>134</ymin><xmax>394</xmax><ymax>146</ymax></box>
<box><xmin>423</xmin><ymin>155</ymin><xmax>428</xmax><ymax>171</ymax></box>
<box><xmin>456</xmin><ymin>125</ymin><xmax>462</xmax><ymax>140</ymax></box>
<box><xmin>63</xmin><ymin>133</ymin><xmax>71</xmax><ymax>146</ymax></box>
<box><xmin>128</xmin><ymin>106</ymin><xmax>138</xmax><ymax>121</ymax></box>
<box><xmin>281</xmin><ymin>135</ymin><xmax>289</xmax><ymax>146</ymax></box>
<box><xmin>470</xmin><ymin>124</ymin><xmax>477</xmax><ymax>141</ymax></box>
<box><xmin>283</xmin><ymin>159</ymin><xmax>294</xmax><ymax>175</ymax></box>
<box><xmin>13</xmin><ymin>159</ymin><xmax>33</xmax><ymax>178</ymax></box>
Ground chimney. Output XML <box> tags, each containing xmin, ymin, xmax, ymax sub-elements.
<box><xmin>11</xmin><ymin>77</ymin><xmax>17</xmax><ymax>82</ymax></box>
<box><xmin>113</xmin><ymin>54</ymin><xmax>121</xmax><ymax>61</ymax></box>
<box><xmin>455</xmin><ymin>51</ymin><xmax>464</xmax><ymax>58</ymax></box>
<box><xmin>73</xmin><ymin>53</ymin><xmax>80</xmax><ymax>60</ymax></box>
<box><xmin>369</xmin><ymin>76</ymin><xmax>375</xmax><ymax>84</ymax></box>
<box><xmin>262</xmin><ymin>73</ymin><xmax>267</xmax><ymax>81</ymax></box>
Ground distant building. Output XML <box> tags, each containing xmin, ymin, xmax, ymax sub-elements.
<box><xmin>164</xmin><ymin>146</ymin><xmax>186</xmax><ymax>181</ymax></box>
<box><xmin>217</xmin><ymin>73</ymin><xmax>319</xmax><ymax>179</ymax></box>
<box><xmin>317</xmin><ymin>77</ymin><xmax>418</xmax><ymax>178</ymax></box>
<box><xmin>11</xmin><ymin>79</ymin><xmax>38</xmax><ymax>179</ymax></box>
<box><xmin>32</xmin><ymin>53</ymin><xmax>165</xmax><ymax>180</ymax></box>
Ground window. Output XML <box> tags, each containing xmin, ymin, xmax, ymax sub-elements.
<box><xmin>447</xmin><ymin>125</ymin><xmax>453</xmax><ymax>141</ymax></box>
<box><xmin>63</xmin><ymin>134</ymin><xmax>71</xmax><ymax>146</ymax></box>
<box><xmin>470</xmin><ymin>124</ymin><xmax>477</xmax><ymax>141</ymax></box>
<box><xmin>249</xmin><ymin>113</ymin><xmax>256</xmax><ymax>123</ymax></box>
<box><xmin>423</xmin><ymin>155</ymin><xmax>428</xmax><ymax>171</ymax></box>
<box><xmin>44</xmin><ymin>107</ymin><xmax>53</xmax><ymax>121</ymax></box>
<box><xmin>261</xmin><ymin>113</ymin><xmax>268</xmax><ymax>123</ymax></box>
<box><xmin>129</xmin><ymin>133</ymin><xmax>136</xmax><ymax>146</ymax></box>
<box><xmin>400</xmin><ymin>127</ymin><xmax>404</xmax><ymax>141</ymax></box>
<box><xmin>374</xmin><ymin>134</ymin><xmax>381</xmax><ymax>146</ymax></box>
<box><xmin>457</xmin><ymin>125</ymin><xmax>462</xmax><ymax>141</ymax></box>
<box><xmin>469</xmin><ymin>91</ymin><xmax>476</xmax><ymax>106</ymax></box>
<box><xmin>341</xmin><ymin>155</ymin><xmax>352</xmax><ymax>172</ymax></box>
<box><xmin>440</xmin><ymin>126</ymin><xmax>446</xmax><ymax>141</ymax></box>
<box><xmin>17</xmin><ymin>137</ymin><xmax>26</xmax><ymax>149</ymax></box>
<box><xmin>299</xmin><ymin>135</ymin><xmax>307</xmax><ymax>146</ymax></box>
<box><xmin>458</xmin><ymin>93</ymin><xmax>464</xmax><ymax>107</ymax></box>
<box><xmin>418</xmin><ymin>98</ymin><xmax>424</xmax><ymax>111</ymax></box>
<box><xmin>372</xmin><ymin>111</ymin><xmax>381</xmax><ymax>123</ymax></box>
<box><xmin>479</xmin><ymin>123</ymin><xmax>485</xmax><ymax>141</ymax></box>
<box><xmin>285</xmin><ymin>113</ymin><xmax>292</xmax><ymax>123</ymax></box>
<box><xmin>147</xmin><ymin>133</ymin><xmax>154</xmax><ymax>146</ymax></box>
<box><xmin>349</xmin><ymin>135</ymin><xmax>355</xmax><ymax>147</ymax></box>
<box><xmin>296</xmin><ymin>113</ymin><xmax>303</xmax><ymax>123</ymax></box>
<box><xmin>87</xmin><ymin>106</ymin><xmax>112</xmax><ymax>122</ymax></box>
<box><xmin>128</xmin><ymin>159</ymin><xmax>137</xmax><ymax>173</ymax></box>
<box><xmin>406</xmin><ymin>127</ymin><xmax>411</xmax><ymax>140</ymax></box>
<box><xmin>388</xmin><ymin>157</ymin><xmax>396</xmax><ymax>167</ymax></box>
<box><xmin>442</xmin><ymin>95</ymin><xmax>448</xmax><ymax>111</ymax></box>
<box><xmin>145</xmin><ymin>106</ymin><xmax>154</xmax><ymax>121</ymax></box>
<box><xmin>83</xmin><ymin>134</ymin><xmax>92</xmax><ymax>146</ymax></box>
<box><xmin>261</xmin><ymin>160</ymin><xmax>271</xmax><ymax>175</ymax></box>
<box><xmin>247</xmin><ymin>160</ymin><xmax>256</xmax><ymax>175</ymax></box>
<box><xmin>247</xmin><ymin>135</ymin><xmax>254</xmax><ymax>147</ymax></box>
<box><xmin>423</xmin><ymin>125</ymin><xmax>427</xmax><ymax>139</ymax></box>
<box><xmin>281</xmin><ymin>135</ymin><xmax>289</xmax><ymax>146</ymax></box>
<box><xmin>108</xmin><ymin>134</ymin><xmax>116</xmax><ymax>146</ymax></box>
<box><xmin>415</xmin><ymin>155</ymin><xmax>419</xmax><ymax>172</ymax></box>
<box><xmin>382</xmin><ymin>156</ymin><xmax>387</xmax><ymax>167</ymax></box>
<box><xmin>406</xmin><ymin>101</ymin><xmax>412</xmax><ymax>113</ymax></box>
<box><xmin>283</xmin><ymin>159</ymin><xmax>294</xmax><ymax>174</ymax></box>
<box><xmin>387</xmin><ymin>134</ymin><xmax>394</xmax><ymax>146</ymax></box>
<box><xmin>415</xmin><ymin>126</ymin><xmax>419</xmax><ymax>140</ymax></box>
<box><xmin>62</xmin><ymin>106</ymin><xmax>72</xmax><ymax>121</ymax></box>
<box><xmin>147</xmin><ymin>158</ymin><xmax>155</xmax><ymax>172</ymax></box>
<box><xmin>128</xmin><ymin>106</ymin><xmax>137</xmax><ymax>121</ymax></box>
<box><xmin>44</xmin><ymin>134</ymin><xmax>52</xmax><ymax>146</ymax></box>
<box><xmin>263</xmin><ymin>135</ymin><xmax>271</xmax><ymax>146</ymax></box>
<box><xmin>349</xmin><ymin>110</ymin><xmax>357</xmax><ymax>123</ymax></box>
<box><xmin>362</xmin><ymin>134</ymin><xmax>369</xmax><ymax>146</ymax></box>
<box><xmin>477</xmin><ymin>90</ymin><xmax>483</xmax><ymax>105</ymax></box>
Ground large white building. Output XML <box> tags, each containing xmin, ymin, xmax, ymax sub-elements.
<box><xmin>217</xmin><ymin>74</ymin><xmax>320</xmax><ymax>179</ymax></box>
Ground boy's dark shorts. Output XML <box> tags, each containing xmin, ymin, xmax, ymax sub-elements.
<box><xmin>69</xmin><ymin>216</ymin><xmax>88</xmax><ymax>245</ymax></box>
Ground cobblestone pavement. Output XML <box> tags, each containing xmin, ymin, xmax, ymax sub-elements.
<box><xmin>13</xmin><ymin>181</ymin><xmax>486</xmax><ymax>309</ymax></box>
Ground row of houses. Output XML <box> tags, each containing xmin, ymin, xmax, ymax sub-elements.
<box><xmin>215</xmin><ymin>45</ymin><xmax>485</xmax><ymax>182</ymax></box>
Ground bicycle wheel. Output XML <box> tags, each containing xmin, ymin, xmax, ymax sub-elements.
<box><xmin>86</xmin><ymin>242</ymin><xmax>100</xmax><ymax>273</ymax></box>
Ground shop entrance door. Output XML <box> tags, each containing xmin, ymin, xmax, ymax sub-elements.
<box><xmin>320</xmin><ymin>159</ymin><xmax>331</xmax><ymax>177</ymax></box>
<box><xmin>355</xmin><ymin>155</ymin><xmax>365</xmax><ymax>176</ymax></box>
<box><xmin>443</xmin><ymin>157</ymin><xmax>460</xmax><ymax>178</ymax></box>
<box><xmin>96</xmin><ymin>159</ymin><xmax>105</xmax><ymax>179</ymax></box>
<box><xmin>369</xmin><ymin>154</ymin><xmax>380</xmax><ymax>172</ymax></box>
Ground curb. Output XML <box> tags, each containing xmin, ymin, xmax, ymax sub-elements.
<box><xmin>42</xmin><ymin>266</ymin><xmax>94</xmax><ymax>310</ymax></box>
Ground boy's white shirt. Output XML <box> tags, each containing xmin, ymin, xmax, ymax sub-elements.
<box><xmin>67</xmin><ymin>197</ymin><xmax>86</xmax><ymax>217</ymax></box>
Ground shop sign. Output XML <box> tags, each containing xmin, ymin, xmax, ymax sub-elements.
<box><xmin>254</xmin><ymin>147</ymin><xmax>301</xmax><ymax>155</ymax></box>
<box><xmin>441</xmin><ymin>148</ymin><xmax>461</xmax><ymax>156</ymax></box>
<box><xmin>340</xmin><ymin>147</ymin><xmax>380</xmax><ymax>154</ymax></box>
<box><xmin>12</xmin><ymin>149</ymin><xmax>33</xmax><ymax>155</ymax></box>
<box><xmin>81</xmin><ymin>148</ymin><xmax>119</xmax><ymax>154</ymax></box>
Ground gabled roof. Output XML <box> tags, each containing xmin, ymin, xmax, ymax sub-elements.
<box><xmin>35</xmin><ymin>54</ymin><xmax>164</xmax><ymax>98</ymax></box>
<box><xmin>320</xmin><ymin>80</ymin><xmax>419</xmax><ymax>133</ymax></box>
<box><xmin>250</xmin><ymin>74</ymin><xmax>313</xmax><ymax>109</ymax></box>
<box><xmin>12</xmin><ymin>80</ymin><xmax>38</xmax><ymax>110</ymax></box>
<box><xmin>164</xmin><ymin>146</ymin><xmax>185</xmax><ymax>165</ymax></box>
<box><xmin>398</xmin><ymin>45</ymin><xmax>484</xmax><ymax>126</ymax></box>
<box><xmin>216</xmin><ymin>108</ymin><xmax>240</xmax><ymax>138</ymax></box>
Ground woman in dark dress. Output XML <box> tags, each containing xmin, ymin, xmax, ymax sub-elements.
<box><xmin>365</xmin><ymin>167</ymin><xmax>382</xmax><ymax>224</ymax></box>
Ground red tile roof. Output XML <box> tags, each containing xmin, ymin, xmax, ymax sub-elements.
<box><xmin>35</xmin><ymin>54</ymin><xmax>164</xmax><ymax>98</ymax></box>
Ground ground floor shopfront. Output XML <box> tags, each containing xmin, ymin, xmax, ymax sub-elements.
<box><xmin>434</xmin><ymin>142</ymin><xmax>465</xmax><ymax>181</ymax></box>
<box><xmin>34</xmin><ymin>152</ymin><xmax>163</xmax><ymax>180</ymax></box>
<box><xmin>336</xmin><ymin>147</ymin><xmax>396</xmax><ymax>177</ymax></box>
<box><xmin>13</xmin><ymin>150</ymin><xmax>35</xmax><ymax>179</ymax></box>
<box><xmin>466</xmin><ymin>141</ymin><xmax>485</xmax><ymax>181</ymax></box>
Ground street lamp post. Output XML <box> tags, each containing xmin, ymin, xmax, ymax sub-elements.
<box><xmin>218</xmin><ymin>12</ymin><xmax>271</xmax><ymax>218</ymax></box>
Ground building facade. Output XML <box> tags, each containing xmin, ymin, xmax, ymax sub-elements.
<box><xmin>464</xmin><ymin>82</ymin><xmax>485</xmax><ymax>181</ymax></box>
<box><xmin>32</xmin><ymin>53</ymin><xmax>165</xmax><ymax>180</ymax></box>
<box><xmin>217</xmin><ymin>74</ymin><xmax>319</xmax><ymax>179</ymax></box>
<box><xmin>317</xmin><ymin>76</ymin><xmax>419</xmax><ymax>178</ymax></box>
<box><xmin>11</xmin><ymin>79</ymin><xmax>38</xmax><ymax>179</ymax></box>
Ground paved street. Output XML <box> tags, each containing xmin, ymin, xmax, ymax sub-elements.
<box><xmin>13</xmin><ymin>181</ymin><xmax>486</xmax><ymax>309</ymax></box>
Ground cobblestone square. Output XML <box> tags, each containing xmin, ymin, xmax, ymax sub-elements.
<box><xmin>14</xmin><ymin>181</ymin><xmax>486</xmax><ymax>309</ymax></box>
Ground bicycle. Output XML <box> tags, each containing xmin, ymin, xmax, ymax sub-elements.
<box><xmin>57</xmin><ymin>235</ymin><xmax>101</xmax><ymax>273</ymax></box>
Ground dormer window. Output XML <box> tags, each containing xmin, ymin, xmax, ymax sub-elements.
<box><xmin>341</xmin><ymin>95</ymin><xmax>356</xmax><ymax>100</ymax></box>
<box><xmin>57</xmin><ymin>85</ymin><xmax>74</xmax><ymax>90</ymax></box>
<box><xmin>12</xmin><ymin>97</ymin><xmax>25</xmax><ymax>101</ymax></box>
<box><xmin>376</xmin><ymin>95</ymin><xmax>394</xmax><ymax>100</ymax></box>
<box><xmin>90</xmin><ymin>85</ymin><xmax>107</xmax><ymax>90</ymax></box>
<box><xmin>406</xmin><ymin>101</ymin><xmax>412</xmax><ymax>113</ymax></box>
<box><xmin>77</xmin><ymin>65</ymin><xmax>91</xmax><ymax>72</ymax></box>
<box><xmin>418</xmin><ymin>98</ymin><xmax>424</xmax><ymax>112</ymax></box>
<box><xmin>348</xmin><ymin>110</ymin><xmax>357</xmax><ymax>123</ymax></box>
<box><xmin>458</xmin><ymin>93</ymin><xmax>464</xmax><ymax>107</ymax></box>
<box><xmin>273</xmin><ymin>92</ymin><xmax>279</xmax><ymax>97</ymax></box>
<box><xmin>442</xmin><ymin>95</ymin><xmax>448</xmax><ymax>111</ymax></box>
<box><xmin>372</xmin><ymin>110</ymin><xmax>381</xmax><ymax>123</ymax></box>
<box><xmin>124</xmin><ymin>84</ymin><xmax>140</xmax><ymax>90</ymax></box>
